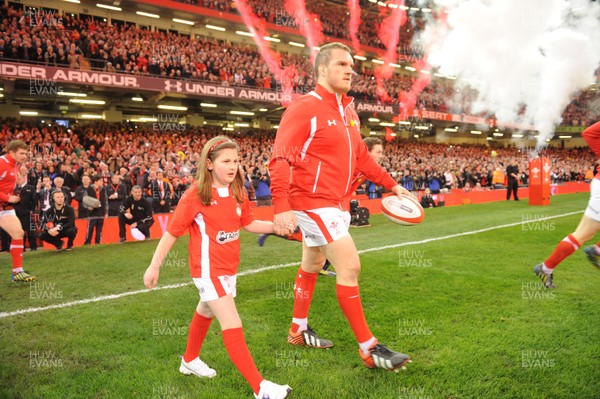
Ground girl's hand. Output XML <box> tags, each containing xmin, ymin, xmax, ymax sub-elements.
<box><xmin>144</xmin><ymin>265</ymin><xmax>160</xmax><ymax>289</ymax></box>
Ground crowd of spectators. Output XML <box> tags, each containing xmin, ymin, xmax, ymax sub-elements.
<box><xmin>1</xmin><ymin>119</ymin><xmax>596</xmax><ymax>209</ymax></box>
<box><xmin>174</xmin><ymin>0</ymin><xmax>424</xmax><ymax>51</ymax></box>
<box><xmin>0</xmin><ymin>4</ymin><xmax>597</xmax><ymax>123</ymax></box>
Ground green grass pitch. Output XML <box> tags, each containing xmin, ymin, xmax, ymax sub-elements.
<box><xmin>1</xmin><ymin>193</ymin><xmax>599</xmax><ymax>399</ymax></box>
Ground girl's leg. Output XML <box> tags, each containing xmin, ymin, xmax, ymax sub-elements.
<box><xmin>206</xmin><ymin>294</ymin><xmax>264</xmax><ymax>394</ymax></box>
<box><xmin>182</xmin><ymin>301</ymin><xmax>214</xmax><ymax>363</ymax></box>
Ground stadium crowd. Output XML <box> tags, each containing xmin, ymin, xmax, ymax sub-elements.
<box><xmin>1</xmin><ymin>119</ymin><xmax>596</xmax><ymax>197</ymax></box>
<box><xmin>0</xmin><ymin>117</ymin><xmax>597</xmax><ymax>249</ymax></box>
<box><xmin>0</xmin><ymin>3</ymin><xmax>597</xmax><ymax>122</ymax></box>
<box><xmin>173</xmin><ymin>0</ymin><xmax>424</xmax><ymax>51</ymax></box>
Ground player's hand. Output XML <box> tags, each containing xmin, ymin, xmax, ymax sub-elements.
<box><xmin>391</xmin><ymin>185</ymin><xmax>412</xmax><ymax>199</ymax></box>
<box><xmin>274</xmin><ymin>211</ymin><xmax>297</xmax><ymax>236</ymax></box>
<box><xmin>144</xmin><ymin>266</ymin><xmax>160</xmax><ymax>289</ymax></box>
<box><xmin>7</xmin><ymin>195</ymin><xmax>20</xmax><ymax>204</ymax></box>
<box><xmin>131</xmin><ymin>222</ymin><xmax>137</xmax><ymax>229</ymax></box>
<box><xmin>125</xmin><ymin>212</ymin><xmax>133</xmax><ymax>219</ymax></box>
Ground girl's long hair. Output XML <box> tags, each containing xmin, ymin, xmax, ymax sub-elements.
<box><xmin>195</xmin><ymin>135</ymin><xmax>245</xmax><ymax>205</ymax></box>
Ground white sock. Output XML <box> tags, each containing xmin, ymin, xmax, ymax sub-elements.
<box><xmin>359</xmin><ymin>336</ymin><xmax>377</xmax><ymax>356</ymax></box>
<box><xmin>292</xmin><ymin>318</ymin><xmax>307</xmax><ymax>332</ymax></box>
<box><xmin>541</xmin><ymin>263</ymin><xmax>553</xmax><ymax>275</ymax></box>
<box><xmin>13</xmin><ymin>267</ymin><xmax>23</xmax><ymax>274</ymax></box>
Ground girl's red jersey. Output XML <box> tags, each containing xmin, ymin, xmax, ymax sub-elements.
<box><xmin>167</xmin><ymin>185</ymin><xmax>254</xmax><ymax>279</ymax></box>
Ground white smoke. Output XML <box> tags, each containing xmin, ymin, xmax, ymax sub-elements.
<box><xmin>422</xmin><ymin>0</ymin><xmax>600</xmax><ymax>148</ymax></box>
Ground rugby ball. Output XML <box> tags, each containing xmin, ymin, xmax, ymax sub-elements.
<box><xmin>381</xmin><ymin>195</ymin><xmax>424</xmax><ymax>226</ymax></box>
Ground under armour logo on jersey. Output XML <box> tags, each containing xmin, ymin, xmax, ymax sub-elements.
<box><xmin>164</xmin><ymin>80</ymin><xmax>183</xmax><ymax>92</ymax></box>
<box><xmin>327</xmin><ymin>120</ymin><xmax>337</xmax><ymax>126</ymax></box>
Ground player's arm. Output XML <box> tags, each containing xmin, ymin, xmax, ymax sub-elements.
<box><xmin>269</xmin><ymin>102</ymin><xmax>311</xmax><ymax>235</ymax></box>
<box><xmin>269</xmin><ymin>101</ymin><xmax>311</xmax><ymax>215</ymax></box>
<box><xmin>0</xmin><ymin>164</ymin><xmax>15</xmax><ymax>203</ymax></box>
<box><xmin>583</xmin><ymin>121</ymin><xmax>600</xmax><ymax>158</ymax></box>
<box><xmin>354</xmin><ymin>139</ymin><xmax>410</xmax><ymax>197</ymax></box>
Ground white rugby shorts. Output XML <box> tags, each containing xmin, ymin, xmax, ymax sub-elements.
<box><xmin>0</xmin><ymin>209</ymin><xmax>16</xmax><ymax>218</ymax></box>
<box><xmin>192</xmin><ymin>275</ymin><xmax>237</xmax><ymax>302</ymax></box>
<box><xmin>294</xmin><ymin>207</ymin><xmax>351</xmax><ymax>247</ymax></box>
<box><xmin>584</xmin><ymin>178</ymin><xmax>600</xmax><ymax>222</ymax></box>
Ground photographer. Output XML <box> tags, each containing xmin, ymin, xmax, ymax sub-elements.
<box><xmin>39</xmin><ymin>190</ymin><xmax>77</xmax><ymax>250</ymax></box>
<box><xmin>420</xmin><ymin>188</ymin><xmax>437</xmax><ymax>208</ymax></box>
<box><xmin>119</xmin><ymin>185</ymin><xmax>154</xmax><ymax>242</ymax></box>
<box><xmin>252</xmin><ymin>169</ymin><xmax>272</xmax><ymax>206</ymax></box>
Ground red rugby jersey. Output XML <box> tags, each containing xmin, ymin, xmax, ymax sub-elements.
<box><xmin>0</xmin><ymin>154</ymin><xmax>18</xmax><ymax>203</ymax></box>
<box><xmin>167</xmin><ymin>185</ymin><xmax>254</xmax><ymax>279</ymax></box>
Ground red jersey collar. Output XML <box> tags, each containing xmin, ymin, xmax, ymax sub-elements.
<box><xmin>314</xmin><ymin>84</ymin><xmax>354</xmax><ymax>109</ymax></box>
<box><xmin>4</xmin><ymin>154</ymin><xmax>16</xmax><ymax>166</ymax></box>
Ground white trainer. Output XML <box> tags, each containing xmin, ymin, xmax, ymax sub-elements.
<box><xmin>179</xmin><ymin>357</ymin><xmax>217</xmax><ymax>378</ymax></box>
<box><xmin>253</xmin><ymin>379</ymin><xmax>292</xmax><ymax>399</ymax></box>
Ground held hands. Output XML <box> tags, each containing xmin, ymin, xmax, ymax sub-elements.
<box><xmin>7</xmin><ymin>195</ymin><xmax>20</xmax><ymax>204</ymax></box>
<box><xmin>273</xmin><ymin>211</ymin><xmax>298</xmax><ymax>236</ymax></box>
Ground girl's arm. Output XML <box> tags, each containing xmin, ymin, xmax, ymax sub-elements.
<box><xmin>243</xmin><ymin>220</ymin><xmax>276</xmax><ymax>235</ymax></box>
<box><xmin>143</xmin><ymin>232</ymin><xmax>178</xmax><ymax>289</ymax></box>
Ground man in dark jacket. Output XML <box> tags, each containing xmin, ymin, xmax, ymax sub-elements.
<box><xmin>106</xmin><ymin>174</ymin><xmax>127</xmax><ymax>217</ymax></box>
<box><xmin>13</xmin><ymin>174</ymin><xmax>38</xmax><ymax>251</ymax></box>
<box><xmin>84</xmin><ymin>175</ymin><xmax>107</xmax><ymax>245</ymax></box>
<box><xmin>39</xmin><ymin>190</ymin><xmax>77</xmax><ymax>250</ymax></box>
<box><xmin>506</xmin><ymin>159</ymin><xmax>520</xmax><ymax>201</ymax></box>
<box><xmin>73</xmin><ymin>175</ymin><xmax>93</xmax><ymax>219</ymax></box>
<box><xmin>149</xmin><ymin>171</ymin><xmax>171</xmax><ymax>213</ymax></box>
<box><xmin>119</xmin><ymin>185</ymin><xmax>154</xmax><ymax>242</ymax></box>
<box><xmin>420</xmin><ymin>188</ymin><xmax>437</xmax><ymax>208</ymax></box>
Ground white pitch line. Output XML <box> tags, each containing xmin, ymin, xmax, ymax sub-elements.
<box><xmin>0</xmin><ymin>211</ymin><xmax>583</xmax><ymax>319</ymax></box>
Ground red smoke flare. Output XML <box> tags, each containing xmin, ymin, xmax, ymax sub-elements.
<box><xmin>284</xmin><ymin>0</ymin><xmax>324</xmax><ymax>64</ymax></box>
<box><xmin>398</xmin><ymin>59</ymin><xmax>431</xmax><ymax>120</ymax></box>
<box><xmin>347</xmin><ymin>0</ymin><xmax>362</xmax><ymax>54</ymax></box>
<box><xmin>385</xmin><ymin>126</ymin><xmax>395</xmax><ymax>142</ymax></box>
<box><xmin>233</xmin><ymin>0</ymin><xmax>296</xmax><ymax>106</ymax></box>
<box><xmin>375</xmin><ymin>0</ymin><xmax>408</xmax><ymax>103</ymax></box>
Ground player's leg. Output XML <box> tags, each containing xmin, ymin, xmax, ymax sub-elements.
<box><xmin>535</xmin><ymin>181</ymin><xmax>600</xmax><ymax>286</ymax></box>
<box><xmin>208</xmin><ymin>293</ymin><xmax>291</xmax><ymax>399</ymax></box>
<box><xmin>0</xmin><ymin>213</ymin><xmax>35</xmax><ymax>281</ymax></box>
<box><xmin>580</xmin><ymin>182</ymin><xmax>600</xmax><ymax>269</ymax></box>
<box><xmin>287</xmin><ymin>241</ymin><xmax>334</xmax><ymax>348</ymax></box>
<box><xmin>322</xmin><ymin>234</ymin><xmax>411</xmax><ymax>371</ymax></box>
